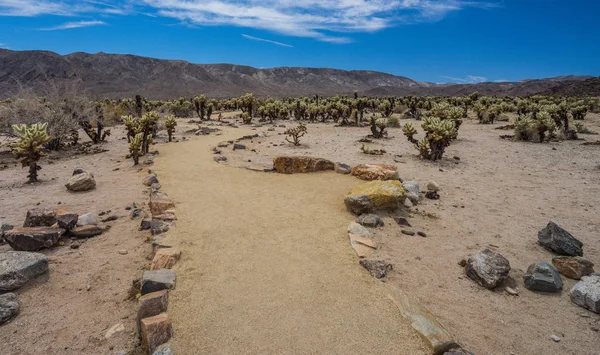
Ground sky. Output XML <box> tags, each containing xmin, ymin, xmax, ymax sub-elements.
<box><xmin>0</xmin><ymin>0</ymin><xmax>598</xmax><ymax>83</ymax></box>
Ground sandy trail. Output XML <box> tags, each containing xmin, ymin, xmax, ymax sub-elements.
<box><xmin>154</xmin><ymin>129</ymin><xmax>428</xmax><ymax>354</ymax></box>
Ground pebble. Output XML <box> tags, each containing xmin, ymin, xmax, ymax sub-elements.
<box><xmin>505</xmin><ymin>287</ymin><xmax>519</xmax><ymax>296</ymax></box>
<box><xmin>118</xmin><ymin>250</ymin><xmax>128</xmax><ymax>255</ymax></box>
<box><xmin>417</xmin><ymin>231</ymin><xmax>427</xmax><ymax>238</ymax></box>
<box><xmin>551</xmin><ymin>335</ymin><xmax>561</xmax><ymax>342</ymax></box>
<box><xmin>401</xmin><ymin>230</ymin><xmax>415</xmax><ymax>236</ymax></box>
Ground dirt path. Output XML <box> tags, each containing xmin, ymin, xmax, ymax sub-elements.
<box><xmin>154</xmin><ymin>129</ymin><xmax>428</xmax><ymax>354</ymax></box>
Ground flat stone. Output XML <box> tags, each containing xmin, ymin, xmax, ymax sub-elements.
<box><xmin>77</xmin><ymin>213</ymin><xmax>98</xmax><ymax>227</ymax></box>
<box><xmin>538</xmin><ymin>221</ymin><xmax>583</xmax><ymax>256</ymax></box>
<box><xmin>273</xmin><ymin>156</ymin><xmax>334</xmax><ymax>174</ymax></box>
<box><xmin>348</xmin><ymin>236</ymin><xmax>374</xmax><ymax>258</ymax></box>
<box><xmin>137</xmin><ymin>290</ymin><xmax>169</xmax><ymax>335</ymax></box>
<box><xmin>389</xmin><ymin>288</ymin><xmax>459</xmax><ymax>355</ymax></box>
<box><xmin>141</xmin><ymin>313</ymin><xmax>173</xmax><ymax>354</ymax></box>
<box><xmin>149</xmin><ymin>192</ymin><xmax>176</xmax><ymax>217</ymax></box>
<box><xmin>570</xmin><ymin>274</ymin><xmax>600</xmax><ymax>313</ymax></box>
<box><xmin>23</xmin><ymin>209</ymin><xmax>56</xmax><ymax>227</ymax></box>
<box><xmin>357</xmin><ymin>214</ymin><xmax>384</xmax><ymax>228</ymax></box>
<box><xmin>4</xmin><ymin>227</ymin><xmax>65</xmax><ymax>251</ymax></box>
<box><xmin>344</xmin><ymin>194</ymin><xmax>375</xmax><ymax>215</ymax></box>
<box><xmin>334</xmin><ymin>162</ymin><xmax>352</xmax><ymax>174</ymax></box>
<box><xmin>70</xmin><ymin>225</ymin><xmax>103</xmax><ymax>239</ymax></box>
<box><xmin>523</xmin><ymin>262</ymin><xmax>563</xmax><ymax>293</ymax></box>
<box><xmin>351</xmin><ymin>164</ymin><xmax>399</xmax><ymax>181</ymax></box>
<box><xmin>465</xmin><ymin>248</ymin><xmax>511</xmax><ymax>289</ymax></box>
<box><xmin>65</xmin><ymin>172</ymin><xmax>96</xmax><ymax>192</ymax></box>
<box><xmin>152</xmin><ymin>210</ymin><xmax>177</xmax><ymax>222</ymax></box>
<box><xmin>144</xmin><ymin>175</ymin><xmax>159</xmax><ymax>187</ymax></box>
<box><xmin>359</xmin><ymin>259</ymin><xmax>392</xmax><ymax>278</ymax></box>
<box><xmin>349</xmin><ymin>233</ymin><xmax>377</xmax><ymax>249</ymax></box>
<box><xmin>152</xmin><ymin>344</ymin><xmax>174</xmax><ymax>355</ymax></box>
<box><xmin>141</xmin><ymin>269</ymin><xmax>176</xmax><ymax>295</ymax></box>
<box><xmin>0</xmin><ymin>251</ymin><xmax>49</xmax><ymax>291</ymax></box>
<box><xmin>348</xmin><ymin>222</ymin><xmax>371</xmax><ymax>237</ymax></box>
<box><xmin>552</xmin><ymin>256</ymin><xmax>595</xmax><ymax>280</ymax></box>
<box><xmin>0</xmin><ymin>293</ymin><xmax>19</xmax><ymax>325</ymax></box>
<box><xmin>151</xmin><ymin>249</ymin><xmax>182</xmax><ymax>270</ymax></box>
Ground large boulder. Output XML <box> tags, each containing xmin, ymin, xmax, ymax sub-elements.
<box><xmin>4</xmin><ymin>227</ymin><xmax>65</xmax><ymax>251</ymax></box>
<box><xmin>523</xmin><ymin>262</ymin><xmax>563</xmax><ymax>293</ymax></box>
<box><xmin>65</xmin><ymin>171</ymin><xmax>96</xmax><ymax>192</ymax></box>
<box><xmin>351</xmin><ymin>164</ymin><xmax>399</xmax><ymax>181</ymax></box>
<box><xmin>273</xmin><ymin>156</ymin><xmax>334</xmax><ymax>174</ymax></box>
<box><xmin>0</xmin><ymin>293</ymin><xmax>19</xmax><ymax>325</ymax></box>
<box><xmin>538</xmin><ymin>221</ymin><xmax>583</xmax><ymax>256</ymax></box>
<box><xmin>23</xmin><ymin>209</ymin><xmax>57</xmax><ymax>227</ymax></box>
<box><xmin>552</xmin><ymin>256</ymin><xmax>595</xmax><ymax>280</ymax></box>
<box><xmin>348</xmin><ymin>180</ymin><xmax>406</xmax><ymax>210</ymax></box>
<box><xmin>570</xmin><ymin>275</ymin><xmax>600</xmax><ymax>314</ymax></box>
<box><xmin>465</xmin><ymin>249</ymin><xmax>511</xmax><ymax>289</ymax></box>
<box><xmin>0</xmin><ymin>251</ymin><xmax>49</xmax><ymax>291</ymax></box>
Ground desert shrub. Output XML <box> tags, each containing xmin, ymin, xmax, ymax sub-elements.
<box><xmin>11</xmin><ymin>123</ymin><xmax>52</xmax><ymax>183</ymax></box>
<box><xmin>402</xmin><ymin>117</ymin><xmax>458</xmax><ymax>161</ymax></box>
<box><xmin>370</xmin><ymin>116</ymin><xmax>388</xmax><ymax>138</ymax></box>
<box><xmin>514</xmin><ymin>112</ymin><xmax>556</xmax><ymax>142</ymax></box>
<box><xmin>164</xmin><ymin>115</ymin><xmax>177</xmax><ymax>142</ymax></box>
<box><xmin>571</xmin><ymin>105</ymin><xmax>588</xmax><ymax>120</ymax></box>
<box><xmin>284</xmin><ymin>123</ymin><xmax>307</xmax><ymax>146</ymax></box>
<box><xmin>387</xmin><ymin>116</ymin><xmax>401</xmax><ymax>128</ymax></box>
<box><xmin>241</xmin><ymin>112</ymin><xmax>252</xmax><ymax>124</ymax></box>
<box><xmin>170</xmin><ymin>97</ymin><xmax>193</xmax><ymax>118</ymax></box>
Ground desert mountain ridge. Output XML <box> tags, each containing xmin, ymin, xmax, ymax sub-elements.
<box><xmin>0</xmin><ymin>49</ymin><xmax>597</xmax><ymax>99</ymax></box>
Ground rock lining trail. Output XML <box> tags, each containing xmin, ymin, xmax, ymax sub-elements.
<box><xmin>154</xmin><ymin>129</ymin><xmax>428</xmax><ymax>354</ymax></box>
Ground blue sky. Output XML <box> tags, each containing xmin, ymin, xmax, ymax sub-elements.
<box><xmin>0</xmin><ymin>0</ymin><xmax>598</xmax><ymax>83</ymax></box>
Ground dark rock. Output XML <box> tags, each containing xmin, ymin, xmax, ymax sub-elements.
<box><xmin>0</xmin><ymin>222</ymin><xmax>14</xmax><ymax>242</ymax></box>
<box><xmin>570</xmin><ymin>275</ymin><xmax>600</xmax><ymax>313</ymax></box>
<box><xmin>357</xmin><ymin>214</ymin><xmax>384</xmax><ymax>228</ymax></box>
<box><xmin>417</xmin><ymin>231</ymin><xmax>427</xmax><ymax>238</ymax></box>
<box><xmin>334</xmin><ymin>162</ymin><xmax>352</xmax><ymax>174</ymax></box>
<box><xmin>394</xmin><ymin>217</ymin><xmax>411</xmax><ymax>227</ymax></box>
<box><xmin>101</xmin><ymin>215</ymin><xmax>118</xmax><ymax>223</ymax></box>
<box><xmin>23</xmin><ymin>209</ymin><xmax>57</xmax><ymax>227</ymax></box>
<box><xmin>425</xmin><ymin>191</ymin><xmax>440</xmax><ymax>200</ymax></box>
<box><xmin>273</xmin><ymin>156</ymin><xmax>334</xmax><ymax>174</ymax></box>
<box><xmin>151</xmin><ymin>220</ymin><xmax>170</xmax><ymax>235</ymax></box>
<box><xmin>552</xmin><ymin>256</ymin><xmax>595</xmax><ymax>280</ymax></box>
<box><xmin>0</xmin><ymin>293</ymin><xmax>20</xmax><ymax>325</ymax></box>
<box><xmin>144</xmin><ymin>175</ymin><xmax>159</xmax><ymax>187</ymax></box>
<box><xmin>65</xmin><ymin>172</ymin><xmax>96</xmax><ymax>192</ymax></box>
<box><xmin>401</xmin><ymin>230</ymin><xmax>416</xmax><ymax>236</ymax></box>
<box><xmin>140</xmin><ymin>219</ymin><xmax>152</xmax><ymax>230</ymax></box>
<box><xmin>130</xmin><ymin>208</ymin><xmax>144</xmax><ymax>219</ymax></box>
<box><xmin>0</xmin><ymin>251</ymin><xmax>49</xmax><ymax>291</ymax></box>
<box><xmin>344</xmin><ymin>194</ymin><xmax>375</xmax><ymax>215</ymax></box>
<box><xmin>4</xmin><ymin>227</ymin><xmax>65</xmax><ymax>251</ymax></box>
<box><xmin>538</xmin><ymin>222</ymin><xmax>583</xmax><ymax>256</ymax></box>
<box><xmin>72</xmin><ymin>168</ymin><xmax>85</xmax><ymax>175</ymax></box>
<box><xmin>141</xmin><ymin>269</ymin><xmax>177</xmax><ymax>295</ymax></box>
<box><xmin>214</xmin><ymin>156</ymin><xmax>227</xmax><ymax>162</ymax></box>
<box><xmin>70</xmin><ymin>225</ymin><xmax>104</xmax><ymax>238</ymax></box>
<box><xmin>55</xmin><ymin>211</ymin><xmax>78</xmax><ymax>230</ymax></box>
<box><xmin>359</xmin><ymin>259</ymin><xmax>392</xmax><ymax>278</ymax></box>
<box><xmin>465</xmin><ymin>249</ymin><xmax>511</xmax><ymax>289</ymax></box>
<box><xmin>233</xmin><ymin>143</ymin><xmax>246</xmax><ymax>150</ymax></box>
<box><xmin>523</xmin><ymin>262</ymin><xmax>563</xmax><ymax>293</ymax></box>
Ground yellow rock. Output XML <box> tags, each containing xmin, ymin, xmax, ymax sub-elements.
<box><xmin>349</xmin><ymin>180</ymin><xmax>406</xmax><ymax>210</ymax></box>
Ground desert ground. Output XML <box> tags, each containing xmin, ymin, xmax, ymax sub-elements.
<box><xmin>1</xmin><ymin>111</ymin><xmax>599</xmax><ymax>355</ymax></box>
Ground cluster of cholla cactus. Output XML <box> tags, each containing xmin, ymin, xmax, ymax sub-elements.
<box><xmin>284</xmin><ymin>123</ymin><xmax>307</xmax><ymax>146</ymax></box>
<box><xmin>514</xmin><ymin>112</ymin><xmax>557</xmax><ymax>142</ymax></box>
<box><xmin>403</xmin><ymin>117</ymin><xmax>458</xmax><ymax>161</ymax></box>
<box><xmin>122</xmin><ymin>111</ymin><xmax>159</xmax><ymax>164</ymax></box>
<box><xmin>369</xmin><ymin>115</ymin><xmax>388</xmax><ymax>138</ymax></box>
<box><xmin>164</xmin><ymin>115</ymin><xmax>177</xmax><ymax>142</ymax></box>
<box><xmin>12</xmin><ymin>123</ymin><xmax>52</xmax><ymax>183</ymax></box>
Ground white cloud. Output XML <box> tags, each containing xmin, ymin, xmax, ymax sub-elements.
<box><xmin>40</xmin><ymin>20</ymin><xmax>107</xmax><ymax>31</ymax></box>
<box><xmin>441</xmin><ymin>75</ymin><xmax>488</xmax><ymax>84</ymax></box>
<box><xmin>0</xmin><ymin>0</ymin><xmax>499</xmax><ymax>43</ymax></box>
<box><xmin>242</xmin><ymin>34</ymin><xmax>293</xmax><ymax>48</ymax></box>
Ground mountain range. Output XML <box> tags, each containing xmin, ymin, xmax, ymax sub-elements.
<box><xmin>0</xmin><ymin>49</ymin><xmax>598</xmax><ymax>99</ymax></box>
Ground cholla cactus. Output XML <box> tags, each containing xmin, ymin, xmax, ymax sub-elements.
<box><xmin>284</xmin><ymin>123</ymin><xmax>307</xmax><ymax>146</ymax></box>
<box><xmin>571</xmin><ymin>105</ymin><xmax>588</xmax><ymax>120</ymax></box>
<box><xmin>12</xmin><ymin>123</ymin><xmax>52</xmax><ymax>183</ymax></box>
<box><xmin>164</xmin><ymin>115</ymin><xmax>177</xmax><ymax>142</ymax></box>
<box><xmin>140</xmin><ymin>111</ymin><xmax>159</xmax><ymax>153</ymax></box>
<box><xmin>241</xmin><ymin>112</ymin><xmax>252</xmax><ymax>124</ymax></box>
<box><xmin>129</xmin><ymin>132</ymin><xmax>143</xmax><ymax>165</ymax></box>
<box><xmin>402</xmin><ymin>117</ymin><xmax>457</xmax><ymax>160</ymax></box>
<box><xmin>514</xmin><ymin>112</ymin><xmax>556</xmax><ymax>142</ymax></box>
<box><xmin>122</xmin><ymin>115</ymin><xmax>139</xmax><ymax>140</ymax></box>
<box><xmin>370</xmin><ymin>116</ymin><xmax>388</xmax><ymax>138</ymax></box>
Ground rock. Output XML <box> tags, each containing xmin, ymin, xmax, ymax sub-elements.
<box><xmin>425</xmin><ymin>191</ymin><xmax>440</xmax><ymax>200</ymax></box>
<box><xmin>150</xmin><ymin>219</ymin><xmax>170</xmax><ymax>235</ymax></box>
<box><xmin>141</xmin><ymin>269</ymin><xmax>177</xmax><ymax>295</ymax></box>
<box><xmin>217</xmin><ymin>141</ymin><xmax>230</xmax><ymax>148</ymax></box>
<box><xmin>273</xmin><ymin>156</ymin><xmax>334</xmax><ymax>174</ymax></box>
<box><xmin>348</xmin><ymin>233</ymin><xmax>376</xmax><ymax>258</ymax></box>
<box><xmin>552</xmin><ymin>256</ymin><xmax>595</xmax><ymax>280</ymax></box>
<box><xmin>427</xmin><ymin>181</ymin><xmax>440</xmax><ymax>192</ymax></box>
<box><xmin>55</xmin><ymin>210</ymin><xmax>78</xmax><ymax>230</ymax></box>
<box><xmin>137</xmin><ymin>290</ymin><xmax>169</xmax><ymax>334</ymax></box>
<box><xmin>233</xmin><ymin>143</ymin><xmax>246</xmax><ymax>150</ymax></box>
<box><xmin>348</xmin><ymin>222</ymin><xmax>371</xmax><ymax>238</ymax></box>
<box><xmin>359</xmin><ymin>259</ymin><xmax>392</xmax><ymax>278</ymax></box>
<box><xmin>101</xmin><ymin>215</ymin><xmax>118</xmax><ymax>223</ymax></box>
<box><xmin>570</xmin><ymin>274</ymin><xmax>600</xmax><ymax>313</ymax></box>
<box><xmin>72</xmin><ymin>168</ymin><xmax>85</xmax><ymax>175</ymax></box>
<box><xmin>465</xmin><ymin>249</ymin><xmax>511</xmax><ymax>289</ymax></box>
<box><xmin>401</xmin><ymin>230</ymin><xmax>416</xmax><ymax>236</ymax></box>
<box><xmin>140</xmin><ymin>313</ymin><xmax>173</xmax><ymax>354</ymax></box>
<box><xmin>348</xmin><ymin>180</ymin><xmax>406</xmax><ymax>210</ymax></box>
<box><xmin>505</xmin><ymin>286</ymin><xmax>519</xmax><ymax>296</ymax></box>
<box><xmin>402</xmin><ymin>181</ymin><xmax>420</xmax><ymax>204</ymax></box>
<box><xmin>538</xmin><ymin>222</ymin><xmax>583</xmax><ymax>256</ymax></box>
<box><xmin>23</xmin><ymin>209</ymin><xmax>57</xmax><ymax>227</ymax></box>
<box><xmin>104</xmin><ymin>323</ymin><xmax>125</xmax><ymax>338</ymax></box>
<box><xmin>4</xmin><ymin>227</ymin><xmax>65</xmax><ymax>251</ymax></box>
<box><xmin>151</xmin><ymin>248</ymin><xmax>182</xmax><ymax>270</ymax></box>
<box><xmin>403</xmin><ymin>198</ymin><xmax>413</xmax><ymax>207</ymax></box>
<box><xmin>152</xmin><ymin>344</ymin><xmax>174</xmax><ymax>355</ymax></box>
<box><xmin>357</xmin><ymin>214</ymin><xmax>384</xmax><ymax>228</ymax></box>
<box><xmin>334</xmin><ymin>162</ymin><xmax>352</xmax><ymax>174</ymax></box>
<box><xmin>394</xmin><ymin>217</ymin><xmax>411</xmax><ymax>227</ymax></box>
<box><xmin>417</xmin><ymin>231</ymin><xmax>427</xmax><ymax>238</ymax></box>
<box><xmin>130</xmin><ymin>208</ymin><xmax>144</xmax><ymax>219</ymax></box>
<box><xmin>144</xmin><ymin>175</ymin><xmax>159</xmax><ymax>187</ymax></box>
<box><xmin>523</xmin><ymin>262</ymin><xmax>563</xmax><ymax>293</ymax></box>
<box><xmin>351</xmin><ymin>164</ymin><xmax>399</xmax><ymax>181</ymax></box>
<box><xmin>65</xmin><ymin>172</ymin><xmax>96</xmax><ymax>192</ymax></box>
<box><xmin>1</xmin><ymin>222</ymin><xmax>14</xmax><ymax>235</ymax></box>
<box><xmin>0</xmin><ymin>293</ymin><xmax>19</xmax><ymax>325</ymax></box>
<box><xmin>389</xmin><ymin>288</ymin><xmax>459</xmax><ymax>355</ymax></box>
<box><xmin>149</xmin><ymin>192</ymin><xmax>176</xmax><ymax>217</ymax></box>
<box><xmin>140</xmin><ymin>219</ymin><xmax>152</xmax><ymax>231</ymax></box>
<box><xmin>551</xmin><ymin>335</ymin><xmax>561</xmax><ymax>342</ymax></box>
<box><xmin>213</xmin><ymin>156</ymin><xmax>227</xmax><ymax>163</ymax></box>
<box><xmin>70</xmin><ymin>225</ymin><xmax>104</xmax><ymax>239</ymax></box>
<box><xmin>77</xmin><ymin>213</ymin><xmax>98</xmax><ymax>227</ymax></box>
<box><xmin>344</xmin><ymin>194</ymin><xmax>375</xmax><ymax>215</ymax></box>
<box><xmin>0</xmin><ymin>251</ymin><xmax>48</xmax><ymax>291</ymax></box>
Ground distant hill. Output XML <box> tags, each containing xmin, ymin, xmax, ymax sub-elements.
<box><xmin>0</xmin><ymin>49</ymin><xmax>596</xmax><ymax>99</ymax></box>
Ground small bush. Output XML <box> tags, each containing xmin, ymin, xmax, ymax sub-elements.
<box><xmin>285</xmin><ymin>123</ymin><xmax>307</xmax><ymax>146</ymax></box>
